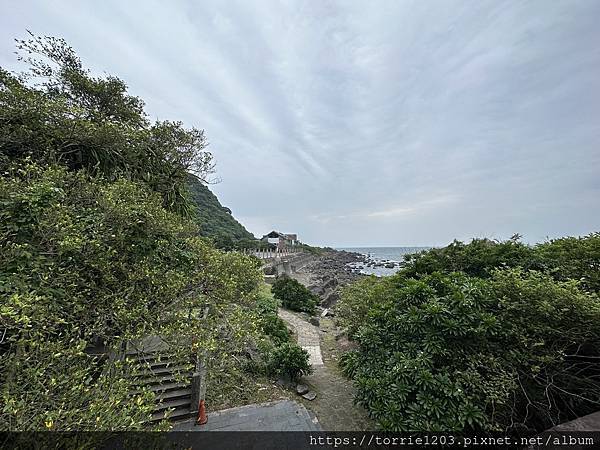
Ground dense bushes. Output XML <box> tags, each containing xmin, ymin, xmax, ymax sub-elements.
<box><xmin>243</xmin><ymin>284</ymin><xmax>310</xmax><ymax>382</ymax></box>
<box><xmin>338</xmin><ymin>241</ymin><xmax>600</xmax><ymax>432</ymax></box>
<box><xmin>402</xmin><ymin>233</ymin><xmax>600</xmax><ymax>294</ymax></box>
<box><xmin>402</xmin><ymin>235</ymin><xmax>536</xmax><ymax>279</ymax></box>
<box><xmin>0</xmin><ymin>35</ymin><xmax>268</xmax><ymax>431</ymax></box>
<box><xmin>0</xmin><ymin>162</ymin><xmax>266</xmax><ymax>430</ymax></box>
<box><xmin>254</xmin><ymin>284</ymin><xmax>291</xmax><ymax>345</ymax></box>
<box><xmin>534</xmin><ymin>233</ymin><xmax>600</xmax><ymax>294</ymax></box>
<box><xmin>271</xmin><ymin>276</ymin><xmax>319</xmax><ymax>314</ymax></box>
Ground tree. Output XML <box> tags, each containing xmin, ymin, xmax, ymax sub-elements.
<box><xmin>0</xmin><ymin>35</ymin><xmax>270</xmax><ymax>432</ymax></box>
<box><xmin>1</xmin><ymin>33</ymin><xmax>215</xmax><ymax>216</ymax></box>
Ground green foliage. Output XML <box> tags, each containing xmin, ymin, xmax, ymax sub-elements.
<box><xmin>338</xmin><ymin>269</ymin><xmax>600</xmax><ymax>432</ymax></box>
<box><xmin>186</xmin><ymin>176</ymin><xmax>255</xmax><ymax>249</ymax></box>
<box><xmin>402</xmin><ymin>235</ymin><xmax>537</xmax><ymax>279</ymax></box>
<box><xmin>269</xmin><ymin>342</ymin><xmax>313</xmax><ymax>381</ymax></box>
<box><xmin>401</xmin><ymin>233</ymin><xmax>600</xmax><ymax>294</ymax></box>
<box><xmin>0</xmin><ymin>35</ymin><xmax>268</xmax><ymax>431</ymax></box>
<box><xmin>534</xmin><ymin>233</ymin><xmax>600</xmax><ymax>294</ymax></box>
<box><xmin>271</xmin><ymin>276</ymin><xmax>319</xmax><ymax>314</ymax></box>
<box><xmin>254</xmin><ymin>284</ymin><xmax>290</xmax><ymax>345</ymax></box>
<box><xmin>1</xmin><ymin>34</ymin><xmax>214</xmax><ymax>216</ymax></box>
<box><xmin>0</xmin><ymin>163</ymin><xmax>265</xmax><ymax>430</ymax></box>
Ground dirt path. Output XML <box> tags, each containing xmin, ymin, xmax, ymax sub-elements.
<box><xmin>278</xmin><ymin>308</ymin><xmax>373</xmax><ymax>431</ymax></box>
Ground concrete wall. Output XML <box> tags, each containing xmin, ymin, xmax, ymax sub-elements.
<box><xmin>263</xmin><ymin>253</ymin><xmax>313</xmax><ymax>278</ymax></box>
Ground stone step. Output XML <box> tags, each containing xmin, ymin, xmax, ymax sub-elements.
<box><xmin>129</xmin><ymin>357</ymin><xmax>180</xmax><ymax>370</ymax></box>
<box><xmin>153</xmin><ymin>397</ymin><xmax>191</xmax><ymax>412</ymax></box>
<box><xmin>132</xmin><ymin>365</ymin><xmax>192</xmax><ymax>378</ymax></box>
<box><xmin>150</xmin><ymin>406</ymin><xmax>193</xmax><ymax>423</ymax></box>
<box><xmin>123</xmin><ymin>347</ymin><xmax>196</xmax><ymax>424</ymax></box>
<box><xmin>133</xmin><ymin>373</ymin><xmax>192</xmax><ymax>387</ymax></box>
<box><xmin>124</xmin><ymin>351</ymin><xmax>178</xmax><ymax>362</ymax></box>
<box><xmin>156</xmin><ymin>388</ymin><xmax>192</xmax><ymax>402</ymax></box>
<box><xmin>129</xmin><ymin>380</ymin><xmax>190</xmax><ymax>396</ymax></box>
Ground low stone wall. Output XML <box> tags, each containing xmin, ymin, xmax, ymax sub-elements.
<box><xmin>262</xmin><ymin>253</ymin><xmax>316</xmax><ymax>278</ymax></box>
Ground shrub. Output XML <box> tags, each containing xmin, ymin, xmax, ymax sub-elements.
<box><xmin>271</xmin><ymin>276</ymin><xmax>318</xmax><ymax>314</ymax></box>
<box><xmin>401</xmin><ymin>233</ymin><xmax>600</xmax><ymax>294</ymax></box>
<box><xmin>401</xmin><ymin>235</ymin><xmax>537</xmax><ymax>279</ymax></box>
<box><xmin>269</xmin><ymin>342</ymin><xmax>312</xmax><ymax>381</ymax></box>
<box><xmin>533</xmin><ymin>232</ymin><xmax>600</xmax><ymax>294</ymax></box>
<box><xmin>0</xmin><ymin>163</ymin><xmax>258</xmax><ymax>430</ymax></box>
<box><xmin>254</xmin><ymin>284</ymin><xmax>290</xmax><ymax>345</ymax></box>
<box><xmin>338</xmin><ymin>269</ymin><xmax>600</xmax><ymax>432</ymax></box>
<box><xmin>261</xmin><ymin>315</ymin><xmax>291</xmax><ymax>345</ymax></box>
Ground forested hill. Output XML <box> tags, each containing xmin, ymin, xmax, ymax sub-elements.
<box><xmin>187</xmin><ymin>176</ymin><xmax>255</xmax><ymax>247</ymax></box>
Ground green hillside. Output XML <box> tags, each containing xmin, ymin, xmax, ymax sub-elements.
<box><xmin>187</xmin><ymin>175</ymin><xmax>256</xmax><ymax>248</ymax></box>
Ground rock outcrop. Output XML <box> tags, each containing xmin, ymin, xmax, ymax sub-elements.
<box><xmin>292</xmin><ymin>250</ymin><xmax>365</xmax><ymax>309</ymax></box>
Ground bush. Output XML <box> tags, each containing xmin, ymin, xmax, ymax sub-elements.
<box><xmin>269</xmin><ymin>342</ymin><xmax>313</xmax><ymax>381</ymax></box>
<box><xmin>401</xmin><ymin>235</ymin><xmax>537</xmax><ymax>279</ymax></box>
<box><xmin>0</xmin><ymin>163</ymin><xmax>261</xmax><ymax>430</ymax></box>
<box><xmin>271</xmin><ymin>276</ymin><xmax>318</xmax><ymax>314</ymax></box>
<box><xmin>338</xmin><ymin>269</ymin><xmax>600</xmax><ymax>432</ymax></box>
<box><xmin>254</xmin><ymin>284</ymin><xmax>290</xmax><ymax>345</ymax></box>
<box><xmin>401</xmin><ymin>233</ymin><xmax>600</xmax><ymax>294</ymax></box>
<box><xmin>533</xmin><ymin>232</ymin><xmax>600</xmax><ymax>294</ymax></box>
<box><xmin>261</xmin><ymin>315</ymin><xmax>291</xmax><ymax>346</ymax></box>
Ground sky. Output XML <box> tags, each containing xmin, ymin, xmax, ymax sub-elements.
<box><xmin>1</xmin><ymin>1</ymin><xmax>599</xmax><ymax>247</ymax></box>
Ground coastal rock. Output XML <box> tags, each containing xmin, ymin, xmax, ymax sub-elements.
<box><xmin>320</xmin><ymin>291</ymin><xmax>339</xmax><ymax>308</ymax></box>
<box><xmin>290</xmin><ymin>249</ymin><xmax>366</xmax><ymax>308</ymax></box>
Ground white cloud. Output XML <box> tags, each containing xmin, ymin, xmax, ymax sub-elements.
<box><xmin>1</xmin><ymin>0</ymin><xmax>599</xmax><ymax>245</ymax></box>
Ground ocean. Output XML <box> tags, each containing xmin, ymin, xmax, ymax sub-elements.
<box><xmin>336</xmin><ymin>246</ymin><xmax>432</xmax><ymax>276</ymax></box>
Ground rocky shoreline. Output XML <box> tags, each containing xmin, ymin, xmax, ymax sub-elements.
<box><xmin>291</xmin><ymin>250</ymin><xmax>358</xmax><ymax>309</ymax></box>
<box><xmin>287</xmin><ymin>250</ymin><xmax>359</xmax><ymax>309</ymax></box>
<box><xmin>288</xmin><ymin>248</ymin><xmax>405</xmax><ymax>311</ymax></box>
<box><xmin>347</xmin><ymin>253</ymin><xmax>405</xmax><ymax>272</ymax></box>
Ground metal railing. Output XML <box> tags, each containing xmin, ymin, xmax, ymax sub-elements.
<box><xmin>239</xmin><ymin>247</ymin><xmax>302</xmax><ymax>259</ymax></box>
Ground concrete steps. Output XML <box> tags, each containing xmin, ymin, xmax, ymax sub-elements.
<box><xmin>151</xmin><ymin>405</ymin><xmax>193</xmax><ymax>423</ymax></box>
<box><xmin>132</xmin><ymin>364</ymin><xmax>191</xmax><ymax>378</ymax></box>
<box><xmin>126</xmin><ymin>350</ymin><xmax>195</xmax><ymax>424</ymax></box>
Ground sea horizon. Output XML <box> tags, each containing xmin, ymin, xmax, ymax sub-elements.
<box><xmin>335</xmin><ymin>245</ymin><xmax>434</xmax><ymax>249</ymax></box>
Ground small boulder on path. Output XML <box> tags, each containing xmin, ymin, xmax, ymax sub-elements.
<box><xmin>296</xmin><ymin>384</ymin><xmax>309</xmax><ymax>395</ymax></box>
<box><xmin>302</xmin><ymin>391</ymin><xmax>317</xmax><ymax>401</ymax></box>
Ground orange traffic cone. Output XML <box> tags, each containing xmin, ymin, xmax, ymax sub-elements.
<box><xmin>196</xmin><ymin>399</ymin><xmax>208</xmax><ymax>425</ymax></box>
